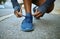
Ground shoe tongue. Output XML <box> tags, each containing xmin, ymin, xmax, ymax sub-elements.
<box><xmin>25</xmin><ymin>13</ymin><xmax>32</xmax><ymax>23</ymax></box>
<box><xmin>25</xmin><ymin>16</ymin><xmax>32</xmax><ymax>23</ymax></box>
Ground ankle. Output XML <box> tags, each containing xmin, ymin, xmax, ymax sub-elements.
<box><xmin>26</xmin><ymin>13</ymin><xmax>32</xmax><ymax>18</ymax></box>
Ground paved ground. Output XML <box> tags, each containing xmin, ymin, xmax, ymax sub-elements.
<box><xmin>0</xmin><ymin>14</ymin><xmax>60</xmax><ymax>39</ymax></box>
<box><xmin>0</xmin><ymin>9</ymin><xmax>13</xmax><ymax>17</ymax></box>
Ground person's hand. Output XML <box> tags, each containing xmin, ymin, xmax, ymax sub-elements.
<box><xmin>14</xmin><ymin>9</ymin><xmax>22</xmax><ymax>18</ymax></box>
<box><xmin>32</xmin><ymin>10</ymin><xmax>43</xmax><ymax>19</ymax></box>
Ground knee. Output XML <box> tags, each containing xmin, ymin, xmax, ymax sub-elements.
<box><xmin>46</xmin><ymin>3</ymin><xmax>54</xmax><ymax>13</ymax></box>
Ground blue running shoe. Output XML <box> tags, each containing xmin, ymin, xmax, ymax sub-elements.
<box><xmin>21</xmin><ymin>13</ymin><xmax>34</xmax><ymax>32</ymax></box>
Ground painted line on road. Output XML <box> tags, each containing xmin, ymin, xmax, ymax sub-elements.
<box><xmin>0</xmin><ymin>14</ymin><xmax>14</xmax><ymax>21</ymax></box>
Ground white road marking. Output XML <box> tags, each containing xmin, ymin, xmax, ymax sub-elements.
<box><xmin>0</xmin><ymin>14</ymin><xmax>14</xmax><ymax>21</ymax></box>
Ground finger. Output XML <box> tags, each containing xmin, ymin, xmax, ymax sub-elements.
<box><xmin>14</xmin><ymin>11</ymin><xmax>22</xmax><ymax>17</ymax></box>
<box><xmin>18</xmin><ymin>12</ymin><xmax>22</xmax><ymax>16</ymax></box>
<box><xmin>19</xmin><ymin>9</ymin><xmax>22</xmax><ymax>17</ymax></box>
<box><xmin>36</xmin><ymin>13</ymin><xmax>42</xmax><ymax>18</ymax></box>
<box><xmin>32</xmin><ymin>12</ymin><xmax>40</xmax><ymax>16</ymax></box>
<box><xmin>33</xmin><ymin>9</ymin><xmax>41</xmax><ymax>16</ymax></box>
<box><xmin>14</xmin><ymin>11</ymin><xmax>18</xmax><ymax>15</ymax></box>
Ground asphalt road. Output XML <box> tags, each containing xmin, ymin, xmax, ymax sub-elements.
<box><xmin>0</xmin><ymin>14</ymin><xmax>60</xmax><ymax>39</ymax></box>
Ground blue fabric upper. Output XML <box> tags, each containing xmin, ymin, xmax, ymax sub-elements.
<box><xmin>21</xmin><ymin>13</ymin><xmax>34</xmax><ymax>31</ymax></box>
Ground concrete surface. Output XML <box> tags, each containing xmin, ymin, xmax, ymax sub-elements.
<box><xmin>0</xmin><ymin>9</ymin><xmax>14</xmax><ymax>17</ymax></box>
<box><xmin>0</xmin><ymin>14</ymin><xmax>13</xmax><ymax>21</ymax></box>
<box><xmin>0</xmin><ymin>14</ymin><xmax>60</xmax><ymax>39</ymax></box>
